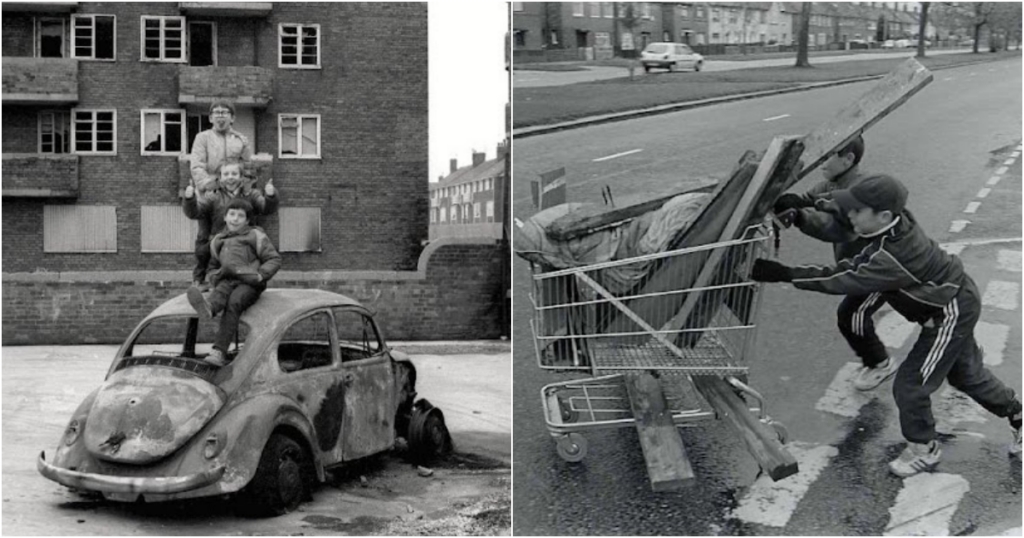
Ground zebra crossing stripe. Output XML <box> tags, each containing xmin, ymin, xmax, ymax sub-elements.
<box><xmin>815</xmin><ymin>362</ymin><xmax>875</xmax><ymax>418</ymax></box>
<box><xmin>975</xmin><ymin>321</ymin><xmax>1008</xmax><ymax>366</ymax></box>
<box><xmin>728</xmin><ymin>442</ymin><xmax>838</xmax><ymax>528</ymax></box>
<box><xmin>884</xmin><ymin>473</ymin><xmax>970</xmax><ymax>536</ymax></box>
<box><xmin>981</xmin><ymin>280</ymin><xmax>1020</xmax><ymax>311</ymax></box>
<box><xmin>996</xmin><ymin>250</ymin><xmax>1022</xmax><ymax>272</ymax></box>
<box><xmin>876</xmin><ymin>310</ymin><xmax>916</xmax><ymax>349</ymax></box>
<box><xmin>935</xmin><ymin>385</ymin><xmax>990</xmax><ymax>433</ymax></box>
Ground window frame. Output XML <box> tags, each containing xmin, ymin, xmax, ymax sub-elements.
<box><xmin>277</xmin><ymin>113</ymin><xmax>322</xmax><ymax>159</ymax></box>
<box><xmin>572</xmin><ymin>3</ymin><xmax>584</xmax><ymax>17</ymax></box>
<box><xmin>71</xmin><ymin>14</ymin><xmax>116</xmax><ymax>61</ymax></box>
<box><xmin>278</xmin><ymin>23</ymin><xmax>321</xmax><ymax>69</ymax></box>
<box><xmin>43</xmin><ymin>205</ymin><xmax>118</xmax><ymax>253</ymax></box>
<box><xmin>34</xmin><ymin>16</ymin><xmax>68</xmax><ymax>58</ymax></box>
<box><xmin>38</xmin><ymin>110</ymin><xmax>71</xmax><ymax>154</ymax></box>
<box><xmin>140</xmin><ymin>109</ymin><xmax>186</xmax><ymax>156</ymax></box>
<box><xmin>277</xmin><ymin>310</ymin><xmax>339</xmax><ymax>373</ymax></box>
<box><xmin>140</xmin><ymin>15</ymin><xmax>186</xmax><ymax>63</ymax></box>
<box><xmin>332</xmin><ymin>308</ymin><xmax>384</xmax><ymax>364</ymax></box>
<box><xmin>71</xmin><ymin>108</ymin><xmax>117</xmax><ymax>155</ymax></box>
<box><xmin>187</xmin><ymin>20</ymin><xmax>218</xmax><ymax>66</ymax></box>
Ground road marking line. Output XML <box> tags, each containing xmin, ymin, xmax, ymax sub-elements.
<box><xmin>1011</xmin><ymin>151</ymin><xmax>1021</xmax><ymax>158</ymax></box>
<box><xmin>941</xmin><ymin>237</ymin><xmax>1022</xmax><ymax>254</ymax></box>
<box><xmin>975</xmin><ymin>321</ymin><xmax>1008</xmax><ymax>366</ymax></box>
<box><xmin>942</xmin><ymin>77</ymin><xmax>954</xmax><ymax>81</ymax></box>
<box><xmin>729</xmin><ymin>443</ymin><xmax>838</xmax><ymax>528</ymax></box>
<box><xmin>936</xmin><ymin>385</ymin><xmax>990</xmax><ymax>434</ymax></box>
<box><xmin>987</xmin><ymin>175</ymin><xmax>1002</xmax><ymax>186</ymax></box>
<box><xmin>884</xmin><ymin>473</ymin><xmax>970</xmax><ymax>536</ymax></box>
<box><xmin>948</xmin><ymin>220</ymin><xmax>970</xmax><ymax>233</ymax></box>
<box><xmin>816</xmin><ymin>362</ymin><xmax>876</xmax><ymax>418</ymax></box>
<box><xmin>763</xmin><ymin>114</ymin><xmax>790</xmax><ymax>122</ymax></box>
<box><xmin>996</xmin><ymin>250</ymin><xmax>1022</xmax><ymax>272</ymax></box>
<box><xmin>995</xmin><ymin>166</ymin><xmax>1008</xmax><ymax>175</ymax></box>
<box><xmin>1004</xmin><ymin>158</ymin><xmax>1016</xmax><ymax>166</ymax></box>
<box><xmin>877</xmin><ymin>310</ymin><xmax>917</xmax><ymax>349</ymax></box>
<box><xmin>977</xmin><ymin>187</ymin><xmax>991</xmax><ymax>199</ymax></box>
<box><xmin>592</xmin><ymin>149</ymin><xmax>643</xmax><ymax>162</ymax></box>
<box><xmin>964</xmin><ymin>201</ymin><xmax>981</xmax><ymax>214</ymax></box>
<box><xmin>942</xmin><ymin>242</ymin><xmax>966</xmax><ymax>255</ymax></box>
<box><xmin>981</xmin><ymin>280</ymin><xmax>1019</xmax><ymax>310</ymax></box>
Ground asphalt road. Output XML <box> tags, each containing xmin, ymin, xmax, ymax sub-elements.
<box><xmin>511</xmin><ymin>56</ymin><xmax>1022</xmax><ymax>535</ymax></box>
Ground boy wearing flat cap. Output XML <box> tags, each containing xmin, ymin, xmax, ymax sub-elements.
<box><xmin>752</xmin><ymin>174</ymin><xmax>1021</xmax><ymax>477</ymax></box>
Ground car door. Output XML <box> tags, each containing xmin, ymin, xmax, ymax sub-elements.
<box><xmin>273</xmin><ymin>309</ymin><xmax>346</xmax><ymax>465</ymax></box>
<box><xmin>333</xmin><ymin>307</ymin><xmax>395</xmax><ymax>460</ymax></box>
<box><xmin>680</xmin><ymin>44</ymin><xmax>695</xmax><ymax>68</ymax></box>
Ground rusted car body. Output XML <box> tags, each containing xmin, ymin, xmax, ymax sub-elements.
<box><xmin>38</xmin><ymin>289</ymin><xmax>445</xmax><ymax>515</ymax></box>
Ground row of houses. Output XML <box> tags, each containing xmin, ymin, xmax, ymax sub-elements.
<box><xmin>513</xmin><ymin>2</ymin><xmax>954</xmax><ymax>61</ymax></box>
<box><xmin>427</xmin><ymin>144</ymin><xmax>507</xmax><ymax>240</ymax></box>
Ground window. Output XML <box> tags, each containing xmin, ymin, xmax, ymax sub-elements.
<box><xmin>514</xmin><ymin>29</ymin><xmax>526</xmax><ymax>47</ymax></box>
<box><xmin>71</xmin><ymin>14</ymin><xmax>115</xmax><ymax>60</ymax></box>
<box><xmin>72</xmin><ymin>109</ymin><xmax>116</xmax><ymax>154</ymax></box>
<box><xmin>39</xmin><ymin>111</ymin><xmax>70</xmax><ymax>154</ymax></box>
<box><xmin>278</xmin><ymin>114</ymin><xmax>320</xmax><ymax>158</ymax></box>
<box><xmin>43</xmin><ymin>205</ymin><xmax>117</xmax><ymax>252</ymax></box>
<box><xmin>473</xmin><ymin>202</ymin><xmax>481</xmax><ymax>220</ymax></box>
<box><xmin>36</xmin><ymin>17</ymin><xmax>67</xmax><ymax>58</ymax></box>
<box><xmin>712</xmin><ymin>32</ymin><xmax>720</xmax><ymax>43</ymax></box>
<box><xmin>573</xmin><ymin>3</ymin><xmax>584</xmax><ymax>16</ymax></box>
<box><xmin>279</xmin><ymin>23</ymin><xmax>320</xmax><ymax>68</ymax></box>
<box><xmin>486</xmin><ymin>200</ymin><xmax>494</xmax><ymax>221</ymax></box>
<box><xmin>141</xmin><ymin>109</ymin><xmax>184</xmax><ymax>155</ymax></box>
<box><xmin>696</xmin><ymin>32</ymin><xmax>705</xmax><ymax>45</ymax></box>
<box><xmin>451</xmin><ymin>205</ymin><xmax>460</xmax><ymax>222</ymax></box>
<box><xmin>430</xmin><ymin>209</ymin><xmax>436</xmax><ymax>224</ymax></box>
<box><xmin>440</xmin><ymin>207</ymin><xmax>447</xmax><ymax>223</ymax></box>
<box><xmin>641</xmin><ymin>3</ymin><xmax>651</xmax><ymax>19</ymax></box>
<box><xmin>712</xmin><ymin>8</ymin><xmax>720</xmax><ymax>22</ymax></box>
<box><xmin>760</xmin><ymin>10</ymin><xmax>766</xmax><ymax>23</ymax></box>
<box><xmin>279</xmin><ymin>207</ymin><xmax>321</xmax><ymax>252</ymax></box>
<box><xmin>512</xmin><ymin>2</ymin><xmax>524</xmax><ymax>11</ymax></box>
<box><xmin>697</xmin><ymin>6</ymin><xmax>705</xmax><ymax>18</ymax></box>
<box><xmin>333</xmin><ymin>309</ymin><xmax>382</xmax><ymax>362</ymax></box>
<box><xmin>550</xmin><ymin>30</ymin><xmax>559</xmax><ymax>45</ymax></box>
<box><xmin>588</xmin><ymin>2</ymin><xmax>600</xmax><ymax>18</ymax></box>
<box><xmin>141</xmin><ymin>16</ymin><xmax>185</xmax><ymax>61</ymax></box>
<box><xmin>188</xmin><ymin>21</ymin><xmax>216</xmax><ymax>66</ymax></box>
<box><xmin>602</xmin><ymin>3</ymin><xmax>613</xmax><ymax>18</ymax></box>
<box><xmin>729</xmin><ymin>9</ymin><xmax>737</xmax><ymax>23</ymax></box>
<box><xmin>141</xmin><ymin>206</ymin><xmax>197</xmax><ymax>252</ymax></box>
<box><xmin>681</xmin><ymin>7</ymin><xmax>689</xmax><ymax>18</ymax></box>
<box><xmin>278</xmin><ymin>312</ymin><xmax>335</xmax><ymax>373</ymax></box>
<box><xmin>463</xmin><ymin>204</ymin><xmax>472</xmax><ymax>222</ymax></box>
<box><xmin>186</xmin><ymin>113</ymin><xmax>213</xmax><ymax>153</ymax></box>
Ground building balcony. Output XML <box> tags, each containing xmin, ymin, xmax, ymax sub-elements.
<box><xmin>178</xmin><ymin>66</ymin><xmax>273</xmax><ymax>107</ymax></box>
<box><xmin>2</xmin><ymin>2</ymin><xmax>77</xmax><ymax>13</ymax></box>
<box><xmin>2</xmin><ymin>154</ymin><xmax>79</xmax><ymax>198</ymax></box>
<box><xmin>2</xmin><ymin>58</ymin><xmax>78</xmax><ymax>105</ymax></box>
<box><xmin>178</xmin><ymin>2</ymin><xmax>271</xmax><ymax>17</ymax></box>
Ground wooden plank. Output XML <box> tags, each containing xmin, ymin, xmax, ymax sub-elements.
<box><xmin>792</xmin><ymin>57</ymin><xmax>933</xmax><ymax>188</ymax></box>
<box><xmin>691</xmin><ymin>376</ymin><xmax>798</xmax><ymax>481</ymax></box>
<box><xmin>625</xmin><ymin>372</ymin><xmax>696</xmax><ymax>491</ymax></box>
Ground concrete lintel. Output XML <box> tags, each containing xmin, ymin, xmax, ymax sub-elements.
<box><xmin>2</xmin><ymin>93</ymin><xmax>78</xmax><ymax>104</ymax></box>
<box><xmin>179</xmin><ymin>95</ymin><xmax>270</xmax><ymax>107</ymax></box>
<box><xmin>2</xmin><ymin>189</ymin><xmax>78</xmax><ymax>198</ymax></box>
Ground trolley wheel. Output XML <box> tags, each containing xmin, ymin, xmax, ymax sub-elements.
<box><xmin>558</xmin><ymin>397</ymin><xmax>579</xmax><ymax>424</ymax></box>
<box><xmin>764</xmin><ymin>419</ymin><xmax>789</xmax><ymax>444</ymax></box>
<box><xmin>555</xmin><ymin>433</ymin><xmax>587</xmax><ymax>463</ymax></box>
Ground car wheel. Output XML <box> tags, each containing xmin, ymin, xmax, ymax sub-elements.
<box><xmin>694</xmin><ymin>60</ymin><xmax>703</xmax><ymax>72</ymax></box>
<box><xmin>237</xmin><ymin>433</ymin><xmax>309</xmax><ymax>517</ymax></box>
<box><xmin>668</xmin><ymin>62</ymin><xmax>676</xmax><ymax>73</ymax></box>
<box><xmin>643</xmin><ymin>64</ymin><xmax>650</xmax><ymax>73</ymax></box>
<box><xmin>407</xmin><ymin>399</ymin><xmax>453</xmax><ymax>463</ymax></box>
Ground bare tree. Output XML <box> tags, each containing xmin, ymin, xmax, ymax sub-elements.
<box><xmin>795</xmin><ymin>2</ymin><xmax>812</xmax><ymax>68</ymax></box>
<box><xmin>970</xmin><ymin>2</ymin><xmax>997</xmax><ymax>53</ymax></box>
<box><xmin>988</xmin><ymin>2</ymin><xmax>1023</xmax><ymax>51</ymax></box>
<box><xmin>916</xmin><ymin>2</ymin><xmax>930</xmax><ymax>58</ymax></box>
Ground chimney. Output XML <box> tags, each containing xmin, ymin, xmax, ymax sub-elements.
<box><xmin>472</xmin><ymin>151</ymin><xmax>486</xmax><ymax>167</ymax></box>
<box><xmin>450</xmin><ymin>158</ymin><xmax>459</xmax><ymax>174</ymax></box>
<box><xmin>496</xmin><ymin>142</ymin><xmax>507</xmax><ymax>158</ymax></box>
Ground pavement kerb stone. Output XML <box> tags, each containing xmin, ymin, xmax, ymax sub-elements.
<box><xmin>390</xmin><ymin>340</ymin><xmax>510</xmax><ymax>355</ymax></box>
<box><xmin>512</xmin><ymin>56</ymin><xmax>1009</xmax><ymax>139</ymax></box>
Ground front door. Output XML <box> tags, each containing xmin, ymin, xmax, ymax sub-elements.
<box><xmin>333</xmin><ymin>308</ymin><xmax>395</xmax><ymax>460</ymax></box>
<box><xmin>188</xmin><ymin>21</ymin><xmax>215</xmax><ymax>66</ymax></box>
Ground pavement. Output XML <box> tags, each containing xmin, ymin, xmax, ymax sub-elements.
<box><xmin>1</xmin><ymin>341</ymin><xmax>510</xmax><ymax>535</ymax></box>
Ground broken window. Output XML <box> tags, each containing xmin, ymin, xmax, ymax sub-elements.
<box><xmin>141</xmin><ymin>109</ymin><xmax>184</xmax><ymax>155</ymax></box>
<box><xmin>36</xmin><ymin>17</ymin><xmax>67</xmax><ymax>58</ymax></box>
<box><xmin>279</xmin><ymin>114</ymin><xmax>320</xmax><ymax>158</ymax></box>
<box><xmin>332</xmin><ymin>309</ymin><xmax>382</xmax><ymax>362</ymax></box>
<box><xmin>71</xmin><ymin>14</ymin><xmax>115</xmax><ymax>60</ymax></box>
<box><xmin>278</xmin><ymin>311</ymin><xmax>336</xmax><ymax>373</ymax></box>
<box><xmin>39</xmin><ymin>111</ymin><xmax>70</xmax><ymax>154</ymax></box>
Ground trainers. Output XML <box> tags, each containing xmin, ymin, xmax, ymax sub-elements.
<box><xmin>1010</xmin><ymin>410</ymin><xmax>1022</xmax><ymax>457</ymax></box>
<box><xmin>186</xmin><ymin>286</ymin><xmax>213</xmax><ymax>319</ymax></box>
<box><xmin>889</xmin><ymin>440</ymin><xmax>942</xmax><ymax>477</ymax></box>
<box><xmin>853</xmin><ymin>357</ymin><xmax>898</xmax><ymax>391</ymax></box>
<box><xmin>205</xmin><ymin>349</ymin><xmax>228</xmax><ymax>367</ymax></box>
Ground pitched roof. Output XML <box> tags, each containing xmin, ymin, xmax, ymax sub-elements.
<box><xmin>432</xmin><ymin>155</ymin><xmax>505</xmax><ymax>189</ymax></box>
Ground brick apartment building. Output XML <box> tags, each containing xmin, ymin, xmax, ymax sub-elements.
<box><xmin>2</xmin><ymin>2</ymin><xmax>507</xmax><ymax>343</ymax></box>
<box><xmin>428</xmin><ymin>144</ymin><xmax>507</xmax><ymax>241</ymax></box>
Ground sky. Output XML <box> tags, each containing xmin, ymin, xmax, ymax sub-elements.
<box><xmin>429</xmin><ymin>2</ymin><xmax>509</xmax><ymax>182</ymax></box>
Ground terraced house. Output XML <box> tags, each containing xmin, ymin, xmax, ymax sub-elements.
<box><xmin>2</xmin><ymin>2</ymin><xmax>506</xmax><ymax>344</ymax></box>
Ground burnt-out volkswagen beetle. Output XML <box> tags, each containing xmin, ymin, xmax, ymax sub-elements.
<box><xmin>38</xmin><ymin>289</ymin><xmax>451</xmax><ymax>516</ymax></box>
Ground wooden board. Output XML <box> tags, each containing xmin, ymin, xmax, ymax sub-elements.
<box><xmin>791</xmin><ymin>57</ymin><xmax>933</xmax><ymax>188</ymax></box>
<box><xmin>625</xmin><ymin>372</ymin><xmax>696</xmax><ymax>491</ymax></box>
<box><xmin>691</xmin><ymin>376</ymin><xmax>798</xmax><ymax>481</ymax></box>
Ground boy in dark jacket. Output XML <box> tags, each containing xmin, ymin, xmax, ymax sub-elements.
<box><xmin>752</xmin><ymin>174</ymin><xmax>1021</xmax><ymax>476</ymax></box>
<box><xmin>187</xmin><ymin>198</ymin><xmax>282</xmax><ymax>367</ymax></box>
<box><xmin>773</xmin><ymin>136</ymin><xmax>897</xmax><ymax>391</ymax></box>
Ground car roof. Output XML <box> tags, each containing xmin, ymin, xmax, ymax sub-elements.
<box><xmin>145</xmin><ymin>289</ymin><xmax>365</xmax><ymax>328</ymax></box>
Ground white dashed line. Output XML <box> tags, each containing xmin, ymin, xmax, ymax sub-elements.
<box><xmin>964</xmin><ymin>201</ymin><xmax>981</xmax><ymax>214</ymax></box>
<box><xmin>815</xmin><ymin>362</ymin><xmax>877</xmax><ymax>418</ymax></box>
<box><xmin>987</xmin><ymin>175</ymin><xmax>1002</xmax><ymax>186</ymax></box>
<box><xmin>995</xmin><ymin>166</ymin><xmax>1009</xmax><ymax>175</ymax></box>
<box><xmin>593</xmin><ymin>149</ymin><xmax>643</xmax><ymax>162</ymax></box>
<box><xmin>975</xmin><ymin>321</ymin><xmax>1008</xmax><ymax>366</ymax></box>
<box><xmin>948</xmin><ymin>220</ymin><xmax>970</xmax><ymax>233</ymax></box>
<box><xmin>1011</xmin><ymin>151</ymin><xmax>1021</xmax><ymax>158</ymax></box>
<box><xmin>996</xmin><ymin>249</ymin><xmax>1022</xmax><ymax>272</ymax></box>
<box><xmin>941</xmin><ymin>242</ymin><xmax>966</xmax><ymax>255</ymax></box>
<box><xmin>981</xmin><ymin>280</ymin><xmax>1020</xmax><ymax>310</ymax></box>
<box><xmin>1003</xmin><ymin>158</ymin><xmax>1016</xmax><ymax>166</ymax></box>
<box><xmin>977</xmin><ymin>188</ymin><xmax>991</xmax><ymax>199</ymax></box>
<box><xmin>877</xmin><ymin>310</ymin><xmax>917</xmax><ymax>349</ymax></box>
<box><xmin>884</xmin><ymin>473</ymin><xmax>970</xmax><ymax>536</ymax></box>
<box><xmin>729</xmin><ymin>443</ymin><xmax>838</xmax><ymax>528</ymax></box>
<box><xmin>942</xmin><ymin>77</ymin><xmax>954</xmax><ymax>81</ymax></box>
<box><xmin>763</xmin><ymin>114</ymin><xmax>791</xmax><ymax>122</ymax></box>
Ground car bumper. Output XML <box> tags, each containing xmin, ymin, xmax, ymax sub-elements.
<box><xmin>38</xmin><ymin>451</ymin><xmax>225</xmax><ymax>494</ymax></box>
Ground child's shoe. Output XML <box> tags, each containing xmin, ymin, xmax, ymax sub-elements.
<box><xmin>853</xmin><ymin>357</ymin><xmax>898</xmax><ymax>391</ymax></box>
<box><xmin>205</xmin><ymin>349</ymin><xmax>228</xmax><ymax>367</ymax></box>
<box><xmin>186</xmin><ymin>286</ymin><xmax>213</xmax><ymax>319</ymax></box>
<box><xmin>1010</xmin><ymin>410</ymin><xmax>1022</xmax><ymax>457</ymax></box>
<box><xmin>889</xmin><ymin>440</ymin><xmax>941</xmax><ymax>477</ymax></box>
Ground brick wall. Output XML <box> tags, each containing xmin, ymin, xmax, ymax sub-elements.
<box><xmin>1</xmin><ymin>105</ymin><xmax>38</xmax><ymax>153</ymax></box>
<box><xmin>2</xmin><ymin>14</ymin><xmax>33</xmax><ymax>57</ymax></box>
<box><xmin>178</xmin><ymin>66</ymin><xmax>273</xmax><ymax>103</ymax></box>
<box><xmin>2</xmin><ymin>239</ymin><xmax>506</xmax><ymax>345</ymax></box>
<box><xmin>2</xmin><ymin>57</ymin><xmax>79</xmax><ymax>98</ymax></box>
<box><xmin>1</xmin><ymin>154</ymin><xmax>79</xmax><ymax>193</ymax></box>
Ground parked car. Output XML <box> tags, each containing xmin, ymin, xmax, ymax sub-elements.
<box><xmin>895</xmin><ymin>39</ymin><xmax>912</xmax><ymax>48</ymax></box>
<box><xmin>640</xmin><ymin>42</ymin><xmax>704</xmax><ymax>73</ymax></box>
<box><xmin>848</xmin><ymin>39</ymin><xmax>870</xmax><ymax>50</ymax></box>
<box><xmin>38</xmin><ymin>289</ymin><xmax>450</xmax><ymax>516</ymax></box>
<box><xmin>882</xmin><ymin>39</ymin><xmax>896</xmax><ymax>49</ymax></box>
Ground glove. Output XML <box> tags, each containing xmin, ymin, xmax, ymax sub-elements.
<box><xmin>774</xmin><ymin>208</ymin><xmax>801</xmax><ymax>228</ymax></box>
<box><xmin>773</xmin><ymin>193</ymin><xmax>812</xmax><ymax>214</ymax></box>
<box><xmin>751</xmin><ymin>259</ymin><xmax>793</xmax><ymax>283</ymax></box>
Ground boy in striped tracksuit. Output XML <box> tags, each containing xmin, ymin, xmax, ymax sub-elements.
<box><xmin>752</xmin><ymin>174</ymin><xmax>1021</xmax><ymax>477</ymax></box>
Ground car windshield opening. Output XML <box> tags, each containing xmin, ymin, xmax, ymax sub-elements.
<box><xmin>645</xmin><ymin>44</ymin><xmax>668</xmax><ymax>54</ymax></box>
<box><xmin>122</xmin><ymin>315</ymin><xmax>251</xmax><ymax>372</ymax></box>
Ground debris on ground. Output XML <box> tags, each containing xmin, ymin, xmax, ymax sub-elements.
<box><xmin>417</xmin><ymin>466</ymin><xmax>434</xmax><ymax>478</ymax></box>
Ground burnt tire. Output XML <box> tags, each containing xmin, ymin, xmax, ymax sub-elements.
<box><xmin>237</xmin><ymin>433</ymin><xmax>309</xmax><ymax>517</ymax></box>
<box><xmin>407</xmin><ymin>399</ymin><xmax>453</xmax><ymax>463</ymax></box>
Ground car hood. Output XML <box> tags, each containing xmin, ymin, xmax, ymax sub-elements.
<box><xmin>84</xmin><ymin>365</ymin><xmax>225</xmax><ymax>465</ymax></box>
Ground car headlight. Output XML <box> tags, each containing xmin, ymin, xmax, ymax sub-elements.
<box><xmin>63</xmin><ymin>419</ymin><xmax>82</xmax><ymax>446</ymax></box>
<box><xmin>203</xmin><ymin>432</ymin><xmax>225</xmax><ymax>459</ymax></box>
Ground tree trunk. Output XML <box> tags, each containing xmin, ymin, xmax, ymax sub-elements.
<box><xmin>916</xmin><ymin>2</ymin><xmax>929</xmax><ymax>58</ymax></box>
<box><xmin>973</xmin><ymin>23</ymin><xmax>982</xmax><ymax>53</ymax></box>
<box><xmin>795</xmin><ymin>3</ymin><xmax>812</xmax><ymax>67</ymax></box>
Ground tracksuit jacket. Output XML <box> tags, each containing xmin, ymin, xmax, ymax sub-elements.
<box><xmin>209</xmin><ymin>225</ymin><xmax>282</xmax><ymax>286</ymax></box>
<box><xmin>793</xmin><ymin>166</ymin><xmax>874</xmax><ymax>263</ymax></box>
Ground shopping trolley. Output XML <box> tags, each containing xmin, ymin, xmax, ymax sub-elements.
<box><xmin>528</xmin><ymin>221</ymin><xmax>796</xmax><ymax>485</ymax></box>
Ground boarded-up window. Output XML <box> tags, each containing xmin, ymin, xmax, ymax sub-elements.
<box><xmin>279</xmin><ymin>207</ymin><xmax>321</xmax><ymax>252</ymax></box>
<box><xmin>141</xmin><ymin>206</ymin><xmax>198</xmax><ymax>252</ymax></box>
<box><xmin>44</xmin><ymin>205</ymin><xmax>117</xmax><ymax>252</ymax></box>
